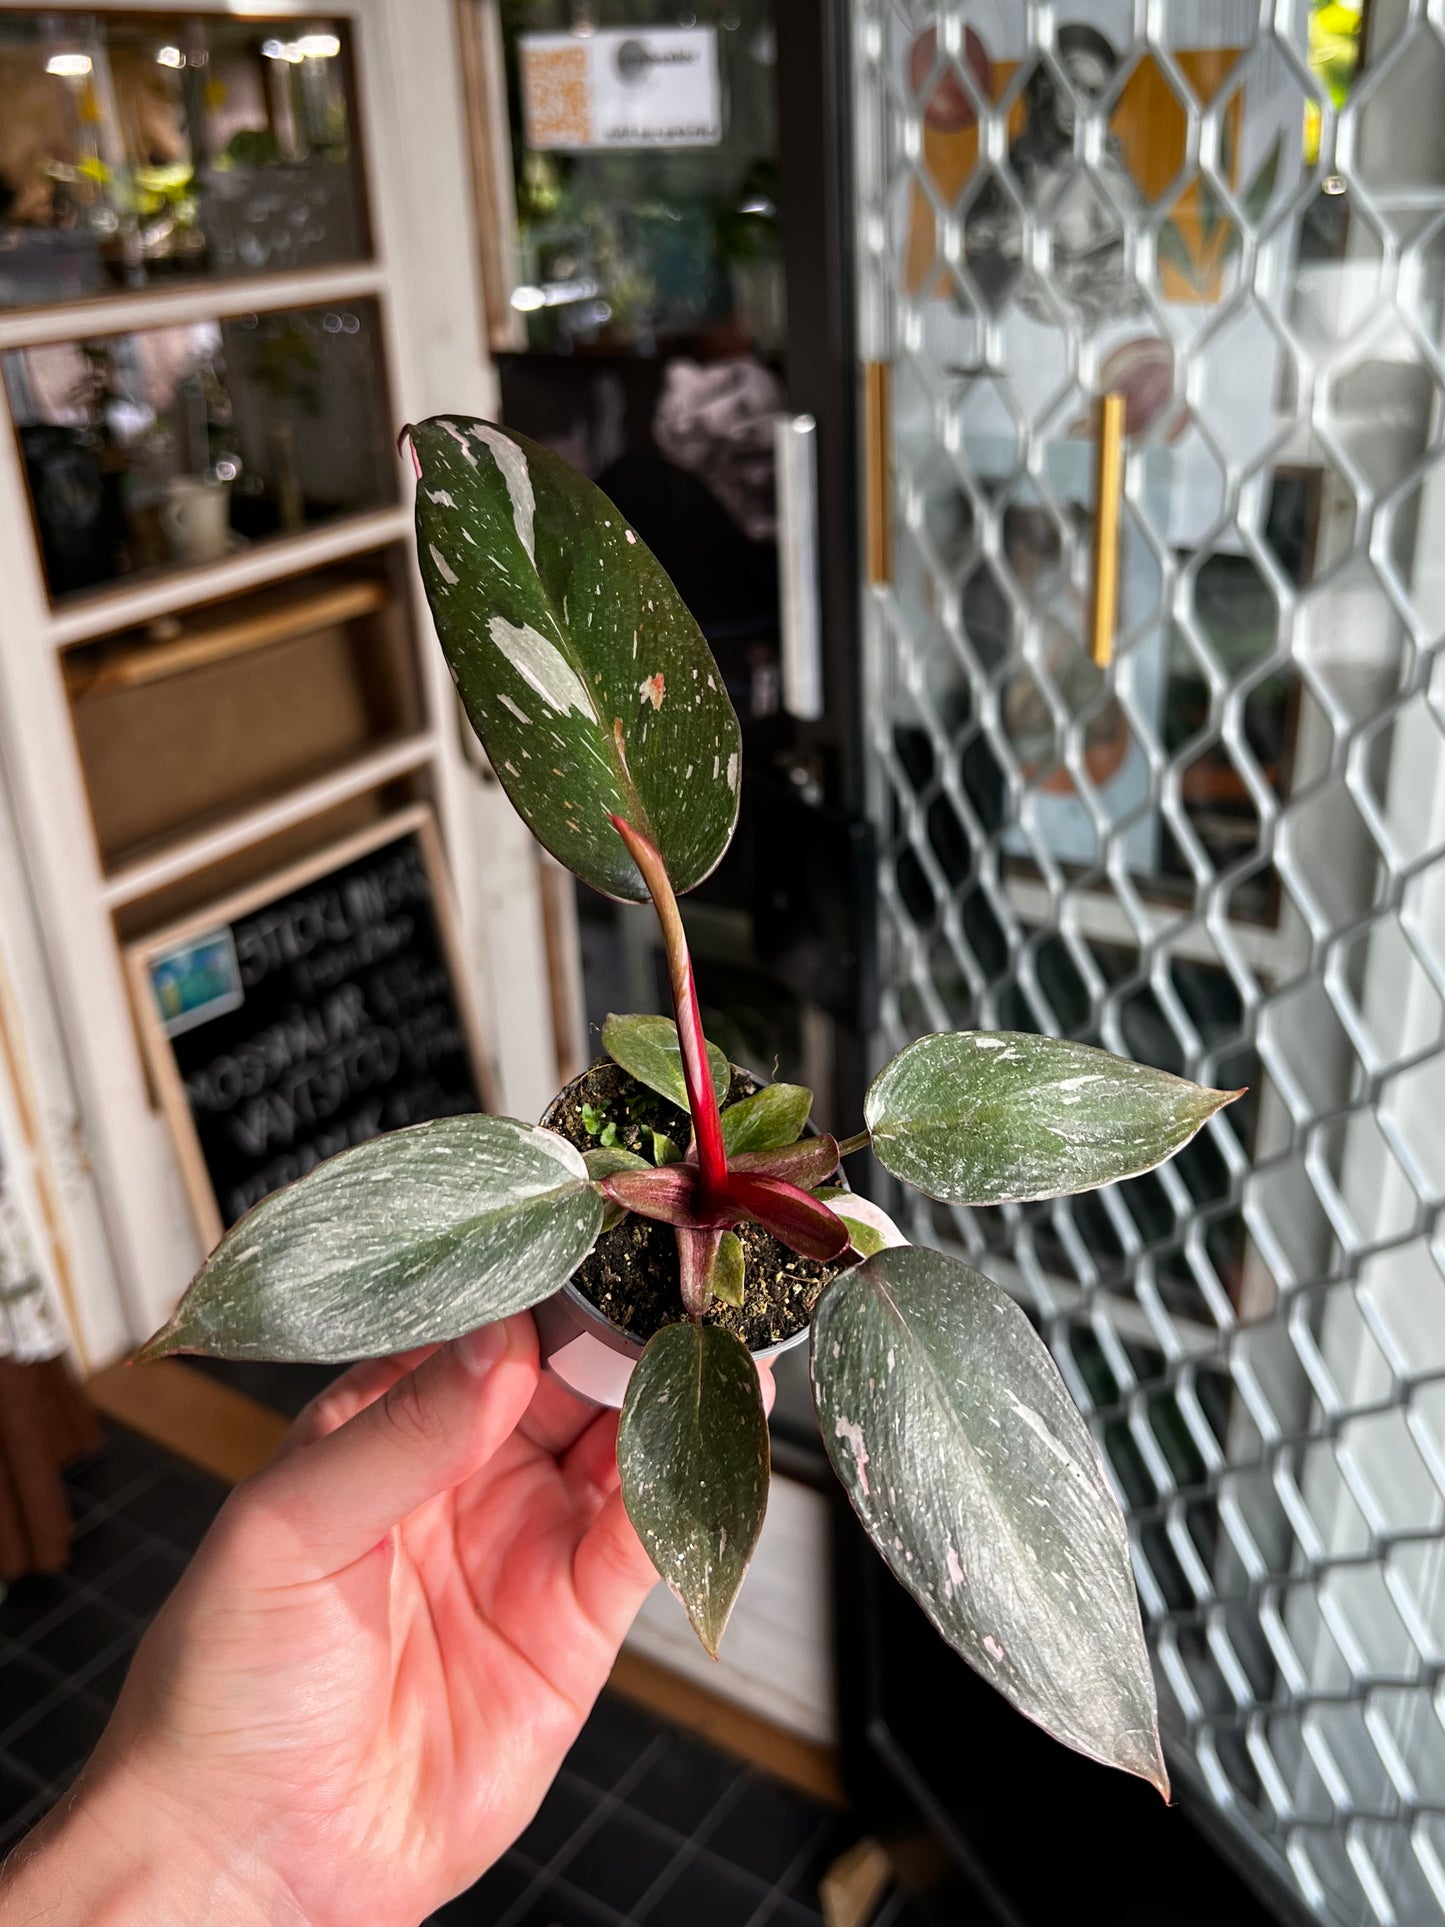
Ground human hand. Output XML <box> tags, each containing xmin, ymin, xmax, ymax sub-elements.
<box><xmin>1</xmin><ymin>1315</ymin><xmax>713</xmax><ymax>1926</ymax></box>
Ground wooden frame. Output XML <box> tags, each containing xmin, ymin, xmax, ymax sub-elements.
<box><xmin>453</xmin><ymin>0</ymin><xmax>524</xmax><ymax>353</ymax></box>
<box><xmin>124</xmin><ymin>802</ymin><xmax>494</xmax><ymax>1251</ymax></box>
<box><xmin>0</xmin><ymin>0</ymin><xmax>563</xmax><ymax>1363</ymax></box>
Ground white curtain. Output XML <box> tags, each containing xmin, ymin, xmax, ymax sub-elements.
<box><xmin>0</xmin><ymin>760</ymin><xmax>78</xmax><ymax>1368</ymax></box>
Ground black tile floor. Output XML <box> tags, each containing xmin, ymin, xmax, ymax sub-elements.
<box><xmin>0</xmin><ymin>1419</ymin><xmax>928</xmax><ymax>1924</ymax></box>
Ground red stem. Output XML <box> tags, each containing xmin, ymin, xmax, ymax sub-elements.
<box><xmin>609</xmin><ymin>815</ymin><xmax>728</xmax><ymax>1197</ymax></box>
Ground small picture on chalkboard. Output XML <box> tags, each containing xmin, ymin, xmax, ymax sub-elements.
<box><xmin>127</xmin><ymin>806</ymin><xmax>493</xmax><ymax>1251</ymax></box>
<box><xmin>149</xmin><ymin>930</ymin><xmax>245</xmax><ymax>1039</ymax></box>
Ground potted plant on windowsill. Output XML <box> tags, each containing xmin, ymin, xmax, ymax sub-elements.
<box><xmin>141</xmin><ymin>416</ymin><xmax>1240</xmax><ymax>1794</ymax></box>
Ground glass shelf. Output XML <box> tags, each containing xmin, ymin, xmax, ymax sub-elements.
<box><xmin>0</xmin><ymin>13</ymin><xmax>368</xmax><ymax>311</ymax></box>
<box><xmin>4</xmin><ymin>294</ymin><xmax>397</xmax><ymax>603</ymax></box>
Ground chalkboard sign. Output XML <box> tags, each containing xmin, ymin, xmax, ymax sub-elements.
<box><xmin>128</xmin><ymin>807</ymin><xmax>492</xmax><ymax>1248</ymax></box>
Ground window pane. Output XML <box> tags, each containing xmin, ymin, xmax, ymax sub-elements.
<box><xmin>0</xmin><ymin>14</ymin><xmax>368</xmax><ymax>308</ymax></box>
<box><xmin>4</xmin><ymin>298</ymin><xmax>396</xmax><ymax>600</ymax></box>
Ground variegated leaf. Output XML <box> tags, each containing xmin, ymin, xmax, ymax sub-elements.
<box><xmin>410</xmin><ymin>416</ymin><xmax>741</xmax><ymax>900</ymax></box>
<box><xmin>139</xmin><ymin>1118</ymin><xmax>601</xmax><ymax>1363</ymax></box>
<box><xmin>865</xmin><ymin>1031</ymin><xmax>1239</xmax><ymax>1205</ymax></box>
<box><xmin>618</xmin><ymin>1321</ymin><xmax>769</xmax><ymax>1655</ymax></box>
<box><xmin>812</xmin><ymin>1245</ymin><xmax>1168</xmax><ymax>1795</ymax></box>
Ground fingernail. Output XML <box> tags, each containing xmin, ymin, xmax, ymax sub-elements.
<box><xmin>457</xmin><ymin>1322</ymin><xmax>509</xmax><ymax>1376</ymax></box>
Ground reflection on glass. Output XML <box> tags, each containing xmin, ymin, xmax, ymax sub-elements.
<box><xmin>888</xmin><ymin>4</ymin><xmax>1445</xmax><ymax>936</ymax></box>
<box><xmin>4</xmin><ymin>299</ymin><xmax>395</xmax><ymax>599</ymax></box>
<box><xmin>0</xmin><ymin>14</ymin><xmax>366</xmax><ymax>308</ymax></box>
<box><xmin>501</xmin><ymin>0</ymin><xmax>781</xmax><ymax>355</ymax></box>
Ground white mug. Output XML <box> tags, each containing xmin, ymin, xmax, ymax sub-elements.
<box><xmin>162</xmin><ymin>475</ymin><xmax>232</xmax><ymax>564</ymax></box>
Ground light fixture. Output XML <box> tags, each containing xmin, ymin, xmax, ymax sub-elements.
<box><xmin>511</xmin><ymin>277</ymin><xmax>602</xmax><ymax>311</ymax></box>
<box><xmin>45</xmin><ymin>52</ymin><xmax>93</xmax><ymax>77</ymax></box>
<box><xmin>156</xmin><ymin>45</ymin><xmax>185</xmax><ymax>68</ymax></box>
<box><xmin>262</xmin><ymin>31</ymin><xmax>340</xmax><ymax>62</ymax></box>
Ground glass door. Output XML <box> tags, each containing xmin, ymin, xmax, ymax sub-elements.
<box><xmin>856</xmin><ymin>2</ymin><xmax>1445</xmax><ymax>1920</ymax></box>
<box><xmin>467</xmin><ymin>1</ymin><xmax>869</xmax><ymax>1163</ymax></box>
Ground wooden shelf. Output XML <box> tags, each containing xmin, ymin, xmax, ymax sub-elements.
<box><xmin>65</xmin><ymin>577</ymin><xmax>392</xmax><ymax>702</ymax></box>
<box><xmin>0</xmin><ymin>263</ymin><xmax>385</xmax><ymax>352</ymax></box>
<box><xmin>49</xmin><ymin>508</ymin><xmax>412</xmax><ymax>649</ymax></box>
<box><xmin>100</xmin><ymin>734</ymin><xmax>436</xmax><ymax>910</ymax></box>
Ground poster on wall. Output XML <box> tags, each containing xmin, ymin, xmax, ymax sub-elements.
<box><xmin>520</xmin><ymin>27</ymin><xmax>723</xmax><ymax>151</ymax></box>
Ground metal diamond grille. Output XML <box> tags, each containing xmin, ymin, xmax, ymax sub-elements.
<box><xmin>853</xmin><ymin>3</ymin><xmax>1445</xmax><ymax>1921</ymax></box>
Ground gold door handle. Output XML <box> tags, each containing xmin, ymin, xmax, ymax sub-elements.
<box><xmin>864</xmin><ymin>360</ymin><xmax>893</xmax><ymax>586</ymax></box>
<box><xmin>1090</xmin><ymin>391</ymin><xmax>1125</xmax><ymax>668</ymax></box>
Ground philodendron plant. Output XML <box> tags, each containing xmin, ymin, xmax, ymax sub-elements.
<box><xmin>142</xmin><ymin>415</ymin><xmax>1242</xmax><ymax>1798</ymax></box>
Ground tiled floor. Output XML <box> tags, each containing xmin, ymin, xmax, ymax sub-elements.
<box><xmin>0</xmin><ymin>1425</ymin><xmax>219</xmax><ymax>1858</ymax></box>
<box><xmin>438</xmin><ymin>1697</ymin><xmax>867</xmax><ymax>1927</ymax></box>
<box><xmin>0</xmin><ymin>1421</ymin><xmax>926</xmax><ymax>1924</ymax></box>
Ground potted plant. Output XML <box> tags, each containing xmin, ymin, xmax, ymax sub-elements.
<box><xmin>142</xmin><ymin>416</ymin><xmax>1240</xmax><ymax>1797</ymax></box>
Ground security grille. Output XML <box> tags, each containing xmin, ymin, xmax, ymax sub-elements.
<box><xmin>852</xmin><ymin>3</ymin><xmax>1445</xmax><ymax>1921</ymax></box>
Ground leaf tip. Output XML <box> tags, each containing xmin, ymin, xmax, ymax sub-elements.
<box><xmin>132</xmin><ymin>1320</ymin><xmax>184</xmax><ymax>1365</ymax></box>
<box><xmin>396</xmin><ymin>422</ymin><xmax>421</xmax><ymax>477</ymax></box>
<box><xmin>1203</xmin><ymin>1084</ymin><xmax>1248</xmax><ymax>1118</ymax></box>
<box><xmin>687</xmin><ymin>1602</ymin><xmax>729</xmax><ymax>1659</ymax></box>
<box><xmin>1116</xmin><ymin>1726</ymin><xmax>1171</xmax><ymax>1801</ymax></box>
<box><xmin>1143</xmin><ymin>1744</ymin><xmax>1172</xmax><ymax>1803</ymax></box>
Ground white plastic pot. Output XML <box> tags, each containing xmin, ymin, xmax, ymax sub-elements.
<box><xmin>533</xmin><ymin>1280</ymin><xmax>812</xmax><ymax>1409</ymax></box>
<box><xmin>533</xmin><ymin>1191</ymin><xmax>909</xmax><ymax>1410</ymax></box>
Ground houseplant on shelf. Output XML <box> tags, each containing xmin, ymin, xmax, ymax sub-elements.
<box><xmin>141</xmin><ymin>415</ymin><xmax>1240</xmax><ymax>1797</ymax></box>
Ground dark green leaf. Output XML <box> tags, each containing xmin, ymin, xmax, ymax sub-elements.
<box><xmin>652</xmin><ymin>1131</ymin><xmax>684</xmax><ymax>1166</ymax></box>
<box><xmin>618</xmin><ymin>1321</ymin><xmax>769</xmax><ymax>1655</ymax></box>
<box><xmin>836</xmin><ymin>1213</ymin><xmax>885</xmax><ymax>1257</ymax></box>
<box><xmin>865</xmin><ymin>1031</ymin><xmax>1238</xmax><ymax>1205</ymax></box>
<box><xmin>140</xmin><ymin>1118</ymin><xmax>602</xmax><ymax>1363</ymax></box>
<box><xmin>719</xmin><ymin>1083</ymin><xmax>813</xmax><ymax>1157</ymax></box>
<box><xmin>712</xmin><ymin>1231</ymin><xmax>746</xmax><ymax>1307</ymax></box>
<box><xmin>602</xmin><ymin>1012</ymin><xmax>729</xmax><ymax>1113</ymax></box>
<box><xmin>411</xmin><ymin>416</ymin><xmax>741</xmax><ymax>901</ymax></box>
<box><xmin>585</xmin><ymin>1145</ymin><xmax>649</xmax><ymax>1231</ymax></box>
<box><xmin>812</xmin><ymin>1246</ymin><xmax>1167</xmax><ymax>1794</ymax></box>
<box><xmin>814</xmin><ymin>1192</ymin><xmax>906</xmax><ymax>1256</ymax></box>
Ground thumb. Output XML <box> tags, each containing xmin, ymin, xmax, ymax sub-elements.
<box><xmin>241</xmin><ymin>1314</ymin><xmax>539</xmax><ymax>1576</ymax></box>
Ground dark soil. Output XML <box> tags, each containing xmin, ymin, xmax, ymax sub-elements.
<box><xmin>543</xmin><ymin>1057</ymin><xmax>847</xmax><ymax>1351</ymax></box>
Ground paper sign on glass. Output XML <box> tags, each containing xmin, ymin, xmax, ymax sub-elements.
<box><xmin>148</xmin><ymin>930</ymin><xmax>244</xmax><ymax>1039</ymax></box>
<box><xmin>520</xmin><ymin>27</ymin><xmax>722</xmax><ymax>150</ymax></box>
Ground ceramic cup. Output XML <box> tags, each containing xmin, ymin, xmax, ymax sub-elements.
<box><xmin>161</xmin><ymin>474</ymin><xmax>232</xmax><ymax>564</ymax></box>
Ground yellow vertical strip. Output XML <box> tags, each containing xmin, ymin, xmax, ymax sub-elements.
<box><xmin>864</xmin><ymin>361</ymin><xmax>893</xmax><ymax>587</ymax></box>
<box><xmin>1091</xmin><ymin>392</ymin><xmax>1126</xmax><ymax>668</ymax></box>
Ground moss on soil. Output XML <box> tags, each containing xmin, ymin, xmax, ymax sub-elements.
<box><xmin>544</xmin><ymin>1057</ymin><xmax>845</xmax><ymax>1350</ymax></box>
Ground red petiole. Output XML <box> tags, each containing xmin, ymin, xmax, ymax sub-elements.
<box><xmin>608</xmin><ymin>815</ymin><xmax>852</xmax><ymax>1310</ymax></box>
<box><xmin>609</xmin><ymin>814</ymin><xmax>728</xmax><ymax>1197</ymax></box>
